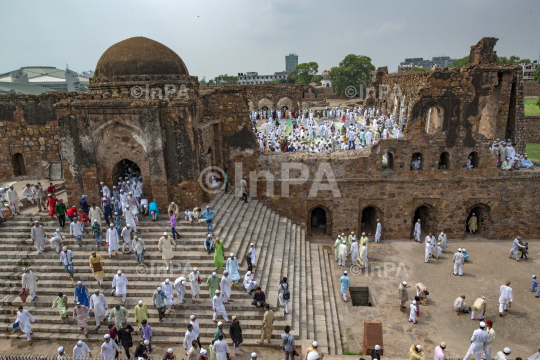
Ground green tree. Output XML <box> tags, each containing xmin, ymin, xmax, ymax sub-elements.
<box><xmin>213</xmin><ymin>74</ymin><xmax>238</xmax><ymax>85</ymax></box>
<box><xmin>291</xmin><ymin>62</ymin><xmax>319</xmax><ymax>84</ymax></box>
<box><xmin>329</xmin><ymin>54</ymin><xmax>375</xmax><ymax>96</ymax></box>
<box><xmin>450</xmin><ymin>56</ymin><xmax>469</xmax><ymax>68</ymax></box>
<box><xmin>199</xmin><ymin>78</ymin><xmax>207</xmax><ymax>86</ymax></box>
<box><xmin>207</xmin><ymin>79</ymin><xmax>216</xmax><ymax>86</ymax></box>
<box><xmin>534</xmin><ymin>67</ymin><xmax>540</xmax><ymax>83</ymax></box>
<box><xmin>498</xmin><ymin>56</ymin><xmax>531</xmax><ymax>64</ymax></box>
<box><xmin>413</xmin><ymin>67</ymin><xmax>426</xmax><ymax>72</ymax></box>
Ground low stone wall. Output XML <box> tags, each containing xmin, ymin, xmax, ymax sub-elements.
<box><xmin>524</xmin><ymin>81</ymin><xmax>540</xmax><ymax>97</ymax></box>
<box><xmin>524</xmin><ymin>115</ymin><xmax>540</xmax><ymax>143</ymax></box>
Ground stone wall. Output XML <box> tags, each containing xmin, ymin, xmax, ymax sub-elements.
<box><xmin>0</xmin><ymin>93</ymin><xmax>64</xmax><ymax>181</ymax></box>
<box><xmin>524</xmin><ymin>81</ymin><xmax>540</xmax><ymax>97</ymax></box>
<box><xmin>524</xmin><ymin>115</ymin><xmax>540</xmax><ymax>143</ymax></box>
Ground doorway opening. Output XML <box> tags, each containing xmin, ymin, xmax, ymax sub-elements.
<box><xmin>466</xmin><ymin>204</ymin><xmax>491</xmax><ymax>235</ymax></box>
<box><xmin>411</xmin><ymin>206</ymin><xmax>434</xmax><ymax>238</ymax></box>
<box><xmin>112</xmin><ymin>159</ymin><xmax>141</xmax><ymax>183</ymax></box>
<box><xmin>12</xmin><ymin>153</ymin><xmax>26</xmax><ymax>176</ymax></box>
<box><xmin>310</xmin><ymin>207</ymin><xmax>327</xmax><ymax>234</ymax></box>
<box><xmin>361</xmin><ymin>206</ymin><xmax>380</xmax><ymax>235</ymax></box>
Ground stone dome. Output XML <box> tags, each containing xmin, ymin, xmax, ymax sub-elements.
<box><xmin>95</xmin><ymin>37</ymin><xmax>188</xmax><ymax>77</ymax></box>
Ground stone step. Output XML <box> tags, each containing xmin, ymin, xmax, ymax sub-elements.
<box><xmin>226</xmin><ymin>201</ymin><xmax>262</xmax><ymax>270</ymax></box>
<box><xmin>253</xmin><ymin>213</ymin><xmax>278</xmax><ymax>290</ymax></box>
<box><xmin>266</xmin><ymin>218</ymin><xmax>288</xmax><ymax>306</ymax></box>
<box><xmin>318</xmin><ymin>246</ymin><xmax>336</xmax><ymax>355</ymax></box>
<box><xmin>310</xmin><ymin>244</ymin><xmax>330</xmax><ymax>355</ymax></box>
<box><xmin>323</xmin><ymin>246</ymin><xmax>343</xmax><ymax>355</ymax></box>
<box><xmin>290</xmin><ymin>224</ymin><xmax>300</xmax><ymax>332</ymax></box>
<box><xmin>305</xmin><ymin>239</ymin><xmax>314</xmax><ymax>340</ymax></box>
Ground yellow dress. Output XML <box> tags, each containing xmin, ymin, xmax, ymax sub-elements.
<box><xmin>89</xmin><ymin>254</ymin><xmax>105</xmax><ymax>280</ymax></box>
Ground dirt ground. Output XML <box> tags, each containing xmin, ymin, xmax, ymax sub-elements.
<box><xmin>327</xmin><ymin>235</ymin><xmax>540</xmax><ymax>359</ymax></box>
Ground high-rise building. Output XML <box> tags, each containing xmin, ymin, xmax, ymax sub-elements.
<box><xmin>285</xmin><ymin>53</ymin><xmax>298</xmax><ymax>74</ymax></box>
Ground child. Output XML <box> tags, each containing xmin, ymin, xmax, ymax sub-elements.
<box><xmin>205</xmin><ymin>233</ymin><xmax>214</xmax><ymax>255</ymax></box>
<box><xmin>91</xmin><ymin>220</ymin><xmax>102</xmax><ymax>248</ymax></box>
<box><xmin>185</xmin><ymin>208</ymin><xmax>193</xmax><ymax>225</ymax></box>
<box><xmin>193</xmin><ymin>206</ymin><xmax>200</xmax><ymax>223</ymax></box>
<box><xmin>519</xmin><ymin>241</ymin><xmax>529</xmax><ymax>260</ymax></box>
<box><xmin>246</xmin><ymin>251</ymin><xmax>253</xmax><ymax>272</ymax></box>
<box><xmin>141</xmin><ymin>319</ymin><xmax>152</xmax><ymax>353</ymax></box>
<box><xmin>78</xmin><ymin>210</ymin><xmax>89</xmax><ymax>234</ymax></box>
<box><xmin>436</xmin><ymin>243</ymin><xmax>442</xmax><ymax>259</ymax></box>
<box><xmin>462</xmin><ymin>248</ymin><xmax>469</xmax><ymax>262</ymax></box>
<box><xmin>115</xmin><ymin>212</ymin><xmax>123</xmax><ymax>238</ymax></box>
<box><xmin>169</xmin><ymin>211</ymin><xmax>180</xmax><ymax>240</ymax></box>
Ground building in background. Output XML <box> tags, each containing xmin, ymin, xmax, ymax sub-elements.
<box><xmin>285</xmin><ymin>53</ymin><xmax>298</xmax><ymax>74</ymax></box>
<box><xmin>0</xmin><ymin>66</ymin><xmax>94</xmax><ymax>93</ymax></box>
<box><xmin>321</xmin><ymin>70</ymin><xmax>331</xmax><ymax>87</ymax></box>
<box><xmin>522</xmin><ymin>61</ymin><xmax>538</xmax><ymax>81</ymax></box>
<box><xmin>237</xmin><ymin>71</ymin><xmax>289</xmax><ymax>84</ymax></box>
<box><xmin>400</xmin><ymin>56</ymin><xmax>456</xmax><ymax>70</ymax></box>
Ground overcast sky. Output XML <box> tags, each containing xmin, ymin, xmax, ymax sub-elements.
<box><xmin>1</xmin><ymin>0</ymin><xmax>538</xmax><ymax>79</ymax></box>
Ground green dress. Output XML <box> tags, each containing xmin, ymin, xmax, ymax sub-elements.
<box><xmin>52</xmin><ymin>295</ymin><xmax>68</xmax><ymax>318</ymax></box>
<box><xmin>206</xmin><ymin>275</ymin><xmax>220</xmax><ymax>299</ymax></box>
<box><xmin>208</xmin><ymin>344</ymin><xmax>217</xmax><ymax>360</ymax></box>
<box><xmin>214</xmin><ymin>240</ymin><xmax>224</xmax><ymax>270</ymax></box>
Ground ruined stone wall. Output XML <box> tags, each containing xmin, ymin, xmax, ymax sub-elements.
<box><xmin>242</xmin><ymin>84</ymin><xmax>303</xmax><ymax>111</ymax></box>
<box><xmin>524</xmin><ymin>81</ymin><xmax>540</xmax><ymax>97</ymax></box>
<box><xmin>251</xmin><ymin>136</ymin><xmax>539</xmax><ymax>240</ymax></box>
<box><xmin>524</xmin><ymin>115</ymin><xmax>540</xmax><ymax>143</ymax></box>
<box><xmin>0</xmin><ymin>93</ymin><xmax>64</xmax><ymax>181</ymax></box>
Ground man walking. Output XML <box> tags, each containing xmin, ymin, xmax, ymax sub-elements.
<box><xmin>202</xmin><ymin>206</ymin><xmax>215</xmax><ymax>233</ymax></box>
<box><xmin>73</xmin><ymin>302</ymin><xmax>90</xmax><ymax>338</ymax></box>
<box><xmin>463</xmin><ymin>322</ymin><xmax>488</xmax><ymax>360</ymax></box>
<box><xmin>340</xmin><ymin>271</ymin><xmax>351</xmax><ymax>302</ymax></box>
<box><xmin>498</xmin><ymin>281</ymin><xmax>513</xmax><ymax>316</ymax></box>
<box><xmin>257</xmin><ymin>304</ymin><xmax>274</xmax><ymax>345</ymax></box>
<box><xmin>281</xmin><ymin>325</ymin><xmax>296</xmax><ymax>360</ymax></box>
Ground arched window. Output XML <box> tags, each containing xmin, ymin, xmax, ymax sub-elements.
<box><xmin>410</xmin><ymin>152</ymin><xmax>423</xmax><ymax>170</ymax></box>
<box><xmin>467</xmin><ymin>152</ymin><xmax>479</xmax><ymax>169</ymax></box>
<box><xmin>438</xmin><ymin>152</ymin><xmax>450</xmax><ymax>170</ymax></box>
<box><xmin>11</xmin><ymin>153</ymin><xmax>26</xmax><ymax>176</ymax></box>
<box><xmin>425</xmin><ymin>106</ymin><xmax>444</xmax><ymax>133</ymax></box>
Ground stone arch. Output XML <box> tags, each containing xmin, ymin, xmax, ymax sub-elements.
<box><xmin>411</xmin><ymin>204</ymin><xmax>437</xmax><ymax>238</ymax></box>
<box><xmin>410</xmin><ymin>99</ymin><xmax>449</xmax><ymax>132</ymax></box>
<box><xmin>276</xmin><ymin>97</ymin><xmax>293</xmax><ymax>111</ymax></box>
<box><xmin>92</xmin><ymin>120</ymin><xmax>148</xmax><ymax>152</ymax></box>
<box><xmin>359</xmin><ymin>205</ymin><xmax>383</xmax><ymax>236</ymax></box>
<box><xmin>112</xmin><ymin>159</ymin><xmax>141</xmax><ymax>183</ymax></box>
<box><xmin>257</xmin><ymin>98</ymin><xmax>274</xmax><ymax>110</ymax></box>
<box><xmin>438</xmin><ymin>151</ymin><xmax>450</xmax><ymax>170</ymax></box>
<box><xmin>307</xmin><ymin>204</ymin><xmax>332</xmax><ymax>236</ymax></box>
<box><xmin>410</xmin><ymin>152</ymin><xmax>423</xmax><ymax>170</ymax></box>
<box><xmin>11</xmin><ymin>153</ymin><xmax>26</xmax><ymax>176</ymax></box>
<box><xmin>466</xmin><ymin>203</ymin><xmax>492</xmax><ymax>237</ymax></box>
<box><xmin>425</xmin><ymin>104</ymin><xmax>445</xmax><ymax>134</ymax></box>
<box><xmin>467</xmin><ymin>151</ymin><xmax>479</xmax><ymax>169</ymax></box>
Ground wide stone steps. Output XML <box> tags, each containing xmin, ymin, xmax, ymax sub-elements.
<box><xmin>0</xmin><ymin>191</ymin><xmax>342</xmax><ymax>350</ymax></box>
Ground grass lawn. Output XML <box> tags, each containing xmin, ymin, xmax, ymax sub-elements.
<box><xmin>526</xmin><ymin>143</ymin><xmax>540</xmax><ymax>165</ymax></box>
<box><xmin>524</xmin><ymin>98</ymin><xmax>540</xmax><ymax>116</ymax></box>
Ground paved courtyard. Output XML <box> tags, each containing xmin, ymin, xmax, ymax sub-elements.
<box><xmin>328</xmin><ymin>236</ymin><xmax>539</xmax><ymax>359</ymax></box>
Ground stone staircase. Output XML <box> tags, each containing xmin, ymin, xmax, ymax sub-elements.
<box><xmin>0</xmin><ymin>192</ymin><xmax>342</xmax><ymax>355</ymax></box>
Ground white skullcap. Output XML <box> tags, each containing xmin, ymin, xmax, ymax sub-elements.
<box><xmin>251</xmin><ymin>353</ymin><xmax>257</xmax><ymax>357</ymax></box>
<box><xmin>230</xmin><ymin>253</ymin><xmax>234</xmax><ymax>257</ymax></box>
<box><xmin>413</xmin><ymin>300</ymin><xmax>417</xmax><ymax>304</ymax></box>
<box><xmin>163</xmin><ymin>232</ymin><xmax>168</xmax><ymax>236</ymax></box>
<box><xmin>117</xmin><ymin>270</ymin><xmax>122</xmax><ymax>274</ymax></box>
<box><xmin>157</xmin><ymin>287</ymin><xmax>162</xmax><ymax>291</ymax></box>
<box><xmin>100</xmin><ymin>182</ymin><xmax>104</xmax><ymax>184</ymax></box>
<box><xmin>126</xmin><ymin>224</ymin><xmax>131</xmax><ymax>227</ymax></box>
<box><xmin>416</xmin><ymin>345</ymin><xmax>422</xmax><ymax>350</ymax></box>
<box><xmin>206</xmin><ymin>205</ymin><xmax>210</xmax><ymax>208</ymax></box>
<box><xmin>251</xmin><ymin>243</ymin><xmax>254</xmax><ymax>246</ymax></box>
<box><xmin>375</xmin><ymin>345</ymin><xmax>381</xmax><ymax>350</ymax></box>
<box><xmin>171</xmin><ymin>202</ymin><xmax>175</xmax><ymax>205</ymax></box>
<box><xmin>362</xmin><ymin>232</ymin><xmax>365</xmax><ymax>235</ymax></box>
<box><xmin>246</xmin><ymin>271</ymin><xmax>252</xmax><ymax>276</ymax></box>
<box><xmin>58</xmin><ymin>347</ymin><xmax>64</xmax><ymax>353</ymax></box>
<box><xmin>165</xmin><ymin>279</ymin><xmax>170</xmax><ymax>283</ymax></box>
<box><xmin>104</xmin><ymin>334</ymin><xmax>110</xmax><ymax>339</ymax></box>
<box><xmin>56</xmin><ymin>228</ymin><xmax>60</xmax><ymax>231</ymax></box>
<box><xmin>402</xmin><ymin>281</ymin><xmax>407</xmax><ymax>285</ymax></box>
<box><xmin>307</xmin><ymin>352</ymin><xmax>320</xmax><ymax>360</ymax></box>
<box><xmin>337</xmin><ymin>235</ymin><xmax>341</xmax><ymax>237</ymax></box>
<box><xmin>224</xmin><ymin>270</ymin><xmax>229</xmax><ymax>274</ymax></box>
<box><xmin>167</xmin><ymin>348</ymin><xmax>173</xmax><ymax>354</ymax></box>
<box><xmin>34</xmin><ymin>220</ymin><xmax>39</xmax><ymax>223</ymax></box>
<box><xmin>212</xmin><ymin>272</ymin><xmax>216</xmax><ymax>276</ymax></box>
<box><xmin>77</xmin><ymin>340</ymin><xmax>84</xmax><ymax>346</ymax></box>
<box><xmin>503</xmin><ymin>347</ymin><xmax>511</xmax><ymax>354</ymax></box>
<box><xmin>217</xmin><ymin>321</ymin><xmax>223</xmax><ymax>326</ymax></box>
<box><xmin>462</xmin><ymin>248</ymin><xmax>466</xmax><ymax>251</ymax></box>
<box><xmin>138</xmin><ymin>300</ymin><xmax>143</xmax><ymax>305</ymax></box>
<box><xmin>144</xmin><ymin>339</ymin><xmax>150</xmax><ymax>345</ymax></box>
<box><xmin>94</xmin><ymin>219</ymin><xmax>98</xmax><ymax>222</ymax></box>
<box><xmin>342</xmin><ymin>233</ymin><xmax>345</xmax><ymax>235</ymax></box>
<box><xmin>533</xmin><ymin>275</ymin><xmax>537</xmax><ymax>278</ymax></box>
<box><xmin>343</xmin><ymin>271</ymin><xmax>348</xmax><ymax>275</ymax></box>
<box><xmin>458</xmin><ymin>248</ymin><xmax>462</xmax><ymax>251</ymax></box>
<box><xmin>77</xmin><ymin>281</ymin><xmax>82</xmax><ymax>285</ymax></box>
<box><xmin>109</xmin><ymin>223</ymin><xmax>114</xmax><ymax>226</ymax></box>
<box><xmin>479</xmin><ymin>321</ymin><xmax>486</xmax><ymax>328</ymax></box>
<box><xmin>215</xmin><ymin>289</ymin><xmax>221</xmax><ymax>294</ymax></box>
<box><xmin>190</xmin><ymin>315</ymin><xmax>196</xmax><ymax>320</ymax></box>
<box><xmin>193</xmin><ymin>267</ymin><xmax>198</xmax><ymax>271</ymax></box>
<box><xmin>312</xmin><ymin>341</ymin><xmax>318</xmax><ymax>347</ymax></box>
<box><xmin>200</xmin><ymin>349</ymin><xmax>207</xmax><ymax>355</ymax></box>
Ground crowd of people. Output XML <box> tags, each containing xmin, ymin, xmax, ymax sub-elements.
<box><xmin>490</xmin><ymin>139</ymin><xmax>535</xmax><ymax>171</ymax></box>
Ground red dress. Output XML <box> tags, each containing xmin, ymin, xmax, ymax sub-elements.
<box><xmin>46</xmin><ymin>197</ymin><xmax>58</xmax><ymax>217</ymax></box>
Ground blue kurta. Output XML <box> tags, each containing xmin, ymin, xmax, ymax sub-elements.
<box><xmin>149</xmin><ymin>202</ymin><xmax>159</xmax><ymax>217</ymax></box>
<box><xmin>340</xmin><ymin>276</ymin><xmax>351</xmax><ymax>294</ymax></box>
<box><xmin>463</xmin><ymin>251</ymin><xmax>469</xmax><ymax>261</ymax></box>
<box><xmin>226</xmin><ymin>258</ymin><xmax>240</xmax><ymax>281</ymax></box>
<box><xmin>74</xmin><ymin>285</ymin><xmax>90</xmax><ymax>307</ymax></box>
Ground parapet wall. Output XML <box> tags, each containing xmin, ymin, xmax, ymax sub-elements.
<box><xmin>524</xmin><ymin>115</ymin><xmax>540</xmax><ymax>143</ymax></box>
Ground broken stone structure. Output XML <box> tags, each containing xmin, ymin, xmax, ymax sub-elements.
<box><xmin>0</xmin><ymin>37</ymin><xmax>538</xmax><ymax>240</ymax></box>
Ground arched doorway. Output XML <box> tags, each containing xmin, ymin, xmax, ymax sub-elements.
<box><xmin>438</xmin><ymin>152</ymin><xmax>450</xmax><ymax>170</ymax></box>
<box><xmin>411</xmin><ymin>205</ymin><xmax>435</xmax><ymax>238</ymax></box>
<box><xmin>12</xmin><ymin>153</ymin><xmax>26</xmax><ymax>176</ymax></box>
<box><xmin>310</xmin><ymin>207</ymin><xmax>327</xmax><ymax>234</ymax></box>
<box><xmin>466</xmin><ymin>204</ymin><xmax>491</xmax><ymax>236</ymax></box>
<box><xmin>112</xmin><ymin>159</ymin><xmax>141</xmax><ymax>183</ymax></box>
<box><xmin>360</xmin><ymin>206</ymin><xmax>382</xmax><ymax>235</ymax></box>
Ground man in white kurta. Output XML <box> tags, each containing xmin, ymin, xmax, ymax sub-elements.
<box><xmin>226</xmin><ymin>254</ymin><xmax>240</xmax><ymax>286</ymax></box>
<box><xmin>174</xmin><ymin>277</ymin><xmax>187</xmax><ymax>305</ymax></box>
<box><xmin>120</xmin><ymin>224</ymin><xmax>132</xmax><ymax>253</ymax></box>
<box><xmin>73</xmin><ymin>340</ymin><xmax>92</xmax><ymax>359</ymax></box>
<box><xmin>509</xmin><ymin>236</ymin><xmax>526</xmax><ymax>261</ymax></box>
<box><xmin>414</xmin><ymin>220</ymin><xmax>422</xmax><ymax>242</ymax></box>
<box><xmin>243</xmin><ymin>271</ymin><xmax>257</xmax><ymax>293</ymax></box>
<box><xmin>498</xmin><ymin>282</ymin><xmax>513</xmax><ymax>315</ymax></box>
<box><xmin>463</xmin><ymin>322</ymin><xmax>489</xmax><ymax>360</ymax></box>
<box><xmin>214</xmin><ymin>337</ymin><xmax>231</xmax><ymax>360</ymax></box>
<box><xmin>112</xmin><ymin>270</ymin><xmax>128</xmax><ymax>302</ymax></box>
<box><xmin>220</xmin><ymin>271</ymin><xmax>232</xmax><ymax>303</ymax></box>
<box><xmin>424</xmin><ymin>234</ymin><xmax>435</xmax><ymax>263</ymax></box>
<box><xmin>100</xmin><ymin>334</ymin><xmax>120</xmax><ymax>360</ymax></box>
<box><xmin>338</xmin><ymin>240</ymin><xmax>348</xmax><ymax>266</ymax></box>
<box><xmin>249</xmin><ymin>243</ymin><xmax>257</xmax><ymax>267</ymax></box>
<box><xmin>375</xmin><ymin>220</ymin><xmax>382</xmax><ymax>243</ymax></box>
<box><xmin>408</xmin><ymin>301</ymin><xmax>417</xmax><ymax>324</ymax></box>
<box><xmin>89</xmin><ymin>289</ymin><xmax>109</xmax><ymax>328</ymax></box>
<box><xmin>212</xmin><ymin>290</ymin><xmax>230</xmax><ymax>322</ymax></box>
<box><xmin>453</xmin><ymin>248</ymin><xmax>465</xmax><ymax>276</ymax></box>
<box><xmin>6</xmin><ymin>185</ymin><xmax>20</xmax><ymax>214</ymax></box>
<box><xmin>106</xmin><ymin>224</ymin><xmax>120</xmax><ymax>256</ymax></box>
<box><xmin>162</xmin><ymin>279</ymin><xmax>174</xmax><ymax>313</ymax></box>
<box><xmin>123</xmin><ymin>205</ymin><xmax>137</xmax><ymax>232</ymax></box>
<box><xmin>334</xmin><ymin>235</ymin><xmax>341</xmax><ymax>261</ymax></box>
<box><xmin>158</xmin><ymin>233</ymin><xmax>177</xmax><ymax>270</ymax></box>
<box><xmin>349</xmin><ymin>239</ymin><xmax>359</xmax><ymax>263</ymax></box>
<box><xmin>22</xmin><ymin>268</ymin><xmax>38</xmax><ymax>301</ymax></box>
<box><xmin>31</xmin><ymin>221</ymin><xmax>47</xmax><ymax>254</ymax></box>
<box><xmin>183</xmin><ymin>324</ymin><xmax>198</xmax><ymax>352</ymax></box>
<box><xmin>438</xmin><ymin>232</ymin><xmax>448</xmax><ymax>252</ymax></box>
<box><xmin>359</xmin><ymin>242</ymin><xmax>368</xmax><ymax>269</ymax></box>
<box><xmin>16</xmin><ymin>306</ymin><xmax>35</xmax><ymax>343</ymax></box>
<box><xmin>189</xmin><ymin>268</ymin><xmax>201</xmax><ymax>303</ymax></box>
